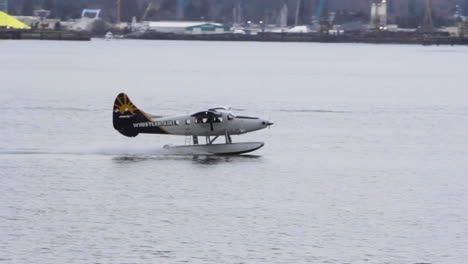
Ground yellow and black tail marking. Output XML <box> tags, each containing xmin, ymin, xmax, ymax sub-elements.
<box><xmin>112</xmin><ymin>93</ymin><xmax>169</xmax><ymax>137</ymax></box>
<box><xmin>114</xmin><ymin>93</ymin><xmax>139</xmax><ymax>115</ymax></box>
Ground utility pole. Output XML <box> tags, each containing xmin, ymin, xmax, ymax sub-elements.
<box><xmin>294</xmin><ymin>0</ymin><xmax>301</xmax><ymax>26</ymax></box>
<box><xmin>294</xmin><ymin>0</ymin><xmax>302</xmax><ymax>26</ymax></box>
<box><xmin>232</xmin><ymin>1</ymin><xmax>242</xmax><ymax>25</ymax></box>
<box><xmin>279</xmin><ymin>2</ymin><xmax>288</xmax><ymax>28</ymax></box>
<box><xmin>176</xmin><ymin>0</ymin><xmax>185</xmax><ymax>20</ymax></box>
<box><xmin>117</xmin><ymin>0</ymin><xmax>121</xmax><ymax>24</ymax></box>
<box><xmin>319</xmin><ymin>0</ymin><xmax>330</xmax><ymax>36</ymax></box>
<box><xmin>141</xmin><ymin>2</ymin><xmax>153</xmax><ymax>22</ymax></box>
<box><xmin>421</xmin><ymin>0</ymin><xmax>434</xmax><ymax>33</ymax></box>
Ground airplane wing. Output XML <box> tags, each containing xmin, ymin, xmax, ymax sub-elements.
<box><xmin>191</xmin><ymin>110</ymin><xmax>222</xmax><ymax>118</ymax></box>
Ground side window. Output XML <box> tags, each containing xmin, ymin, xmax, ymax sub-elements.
<box><xmin>174</xmin><ymin>120</ymin><xmax>180</xmax><ymax>125</ymax></box>
<box><xmin>227</xmin><ymin>114</ymin><xmax>234</xmax><ymax>120</ymax></box>
<box><xmin>185</xmin><ymin>119</ymin><xmax>191</xmax><ymax>125</ymax></box>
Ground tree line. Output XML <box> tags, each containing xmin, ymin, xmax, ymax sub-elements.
<box><xmin>7</xmin><ymin>0</ymin><xmax>468</xmax><ymax>27</ymax></box>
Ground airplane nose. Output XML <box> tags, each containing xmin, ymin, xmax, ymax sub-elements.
<box><xmin>262</xmin><ymin>121</ymin><xmax>274</xmax><ymax>127</ymax></box>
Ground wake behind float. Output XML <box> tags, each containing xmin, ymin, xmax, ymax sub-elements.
<box><xmin>113</xmin><ymin>93</ymin><xmax>273</xmax><ymax>155</ymax></box>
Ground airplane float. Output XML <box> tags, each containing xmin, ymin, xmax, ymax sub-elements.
<box><xmin>113</xmin><ymin>93</ymin><xmax>273</xmax><ymax>155</ymax></box>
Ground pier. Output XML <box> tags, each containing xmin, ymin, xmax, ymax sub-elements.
<box><xmin>0</xmin><ymin>30</ymin><xmax>91</xmax><ymax>41</ymax></box>
<box><xmin>124</xmin><ymin>31</ymin><xmax>468</xmax><ymax>46</ymax></box>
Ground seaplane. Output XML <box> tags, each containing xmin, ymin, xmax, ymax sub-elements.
<box><xmin>113</xmin><ymin>93</ymin><xmax>273</xmax><ymax>155</ymax></box>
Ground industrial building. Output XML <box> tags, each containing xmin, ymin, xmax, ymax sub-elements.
<box><xmin>370</xmin><ymin>0</ymin><xmax>387</xmax><ymax>30</ymax></box>
<box><xmin>147</xmin><ymin>21</ymin><xmax>230</xmax><ymax>34</ymax></box>
<box><xmin>460</xmin><ymin>20</ymin><xmax>468</xmax><ymax>37</ymax></box>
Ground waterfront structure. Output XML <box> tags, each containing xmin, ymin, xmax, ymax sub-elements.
<box><xmin>370</xmin><ymin>0</ymin><xmax>387</xmax><ymax>30</ymax></box>
<box><xmin>460</xmin><ymin>20</ymin><xmax>468</xmax><ymax>37</ymax></box>
<box><xmin>33</xmin><ymin>9</ymin><xmax>51</xmax><ymax>20</ymax></box>
<box><xmin>15</xmin><ymin>14</ymin><xmax>67</xmax><ymax>30</ymax></box>
<box><xmin>441</xmin><ymin>26</ymin><xmax>460</xmax><ymax>37</ymax></box>
<box><xmin>147</xmin><ymin>21</ymin><xmax>229</xmax><ymax>34</ymax></box>
<box><xmin>0</xmin><ymin>11</ymin><xmax>31</xmax><ymax>29</ymax></box>
<box><xmin>288</xmin><ymin>25</ymin><xmax>313</xmax><ymax>33</ymax></box>
<box><xmin>186</xmin><ymin>23</ymin><xmax>229</xmax><ymax>34</ymax></box>
<box><xmin>68</xmin><ymin>9</ymin><xmax>102</xmax><ymax>31</ymax></box>
<box><xmin>82</xmin><ymin>9</ymin><xmax>101</xmax><ymax>19</ymax></box>
<box><xmin>71</xmin><ymin>17</ymin><xmax>99</xmax><ymax>31</ymax></box>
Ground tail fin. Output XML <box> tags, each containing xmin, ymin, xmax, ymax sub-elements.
<box><xmin>113</xmin><ymin>93</ymin><xmax>153</xmax><ymax>137</ymax></box>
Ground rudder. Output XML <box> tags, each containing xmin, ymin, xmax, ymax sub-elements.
<box><xmin>113</xmin><ymin>93</ymin><xmax>152</xmax><ymax>137</ymax></box>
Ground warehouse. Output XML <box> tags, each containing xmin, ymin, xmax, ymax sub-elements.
<box><xmin>185</xmin><ymin>23</ymin><xmax>230</xmax><ymax>34</ymax></box>
<box><xmin>147</xmin><ymin>21</ymin><xmax>229</xmax><ymax>34</ymax></box>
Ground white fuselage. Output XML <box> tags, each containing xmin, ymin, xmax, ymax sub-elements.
<box><xmin>134</xmin><ymin>110</ymin><xmax>270</xmax><ymax>136</ymax></box>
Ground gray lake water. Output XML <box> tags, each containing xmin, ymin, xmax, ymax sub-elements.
<box><xmin>1</xmin><ymin>39</ymin><xmax>468</xmax><ymax>263</ymax></box>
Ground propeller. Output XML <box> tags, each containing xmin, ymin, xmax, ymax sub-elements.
<box><xmin>262</xmin><ymin>120</ymin><xmax>274</xmax><ymax>129</ymax></box>
<box><xmin>266</xmin><ymin>112</ymin><xmax>274</xmax><ymax>129</ymax></box>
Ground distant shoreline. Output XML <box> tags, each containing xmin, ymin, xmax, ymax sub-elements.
<box><xmin>124</xmin><ymin>31</ymin><xmax>468</xmax><ymax>46</ymax></box>
<box><xmin>0</xmin><ymin>30</ymin><xmax>91</xmax><ymax>41</ymax></box>
<box><xmin>2</xmin><ymin>29</ymin><xmax>468</xmax><ymax>46</ymax></box>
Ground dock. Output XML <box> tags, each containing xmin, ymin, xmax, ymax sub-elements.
<box><xmin>125</xmin><ymin>31</ymin><xmax>468</xmax><ymax>46</ymax></box>
<box><xmin>0</xmin><ymin>30</ymin><xmax>91</xmax><ymax>41</ymax></box>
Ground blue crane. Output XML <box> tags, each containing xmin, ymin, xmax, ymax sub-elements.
<box><xmin>315</xmin><ymin>0</ymin><xmax>326</xmax><ymax>22</ymax></box>
<box><xmin>176</xmin><ymin>0</ymin><xmax>185</xmax><ymax>20</ymax></box>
